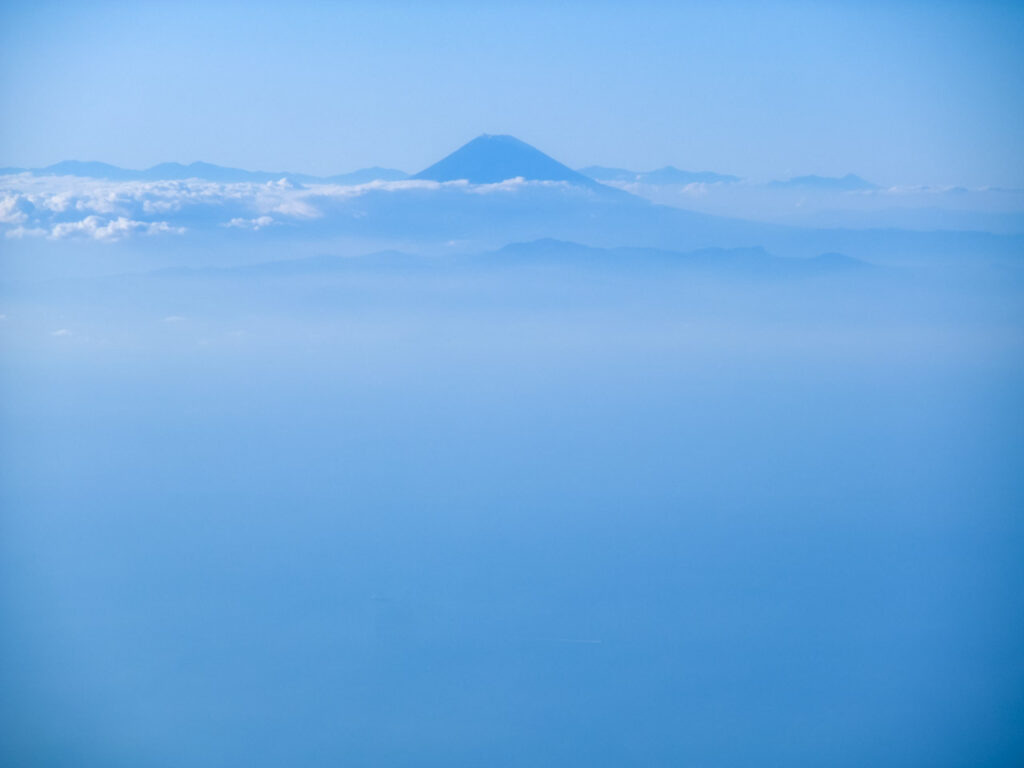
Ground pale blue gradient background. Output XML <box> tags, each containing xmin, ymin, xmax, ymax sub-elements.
<box><xmin>1</xmin><ymin>0</ymin><xmax>1023</xmax><ymax>186</ymax></box>
<box><xmin>2</xmin><ymin>2</ymin><xmax>1024</xmax><ymax>766</ymax></box>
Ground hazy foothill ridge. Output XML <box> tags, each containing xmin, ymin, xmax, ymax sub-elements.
<box><xmin>0</xmin><ymin>160</ymin><xmax>409</xmax><ymax>185</ymax></box>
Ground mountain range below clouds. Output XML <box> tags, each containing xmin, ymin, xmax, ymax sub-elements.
<box><xmin>1</xmin><ymin>133</ymin><xmax>1022</xmax><ymax>282</ymax></box>
<box><xmin>0</xmin><ymin>133</ymin><xmax>917</xmax><ymax>206</ymax></box>
<box><xmin>10</xmin><ymin>144</ymin><xmax>1016</xmax><ymax>240</ymax></box>
<box><xmin>15</xmin><ymin>142</ymin><xmax>1010</xmax><ymax>237</ymax></box>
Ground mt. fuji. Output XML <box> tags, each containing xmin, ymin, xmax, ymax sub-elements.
<box><xmin>413</xmin><ymin>134</ymin><xmax>600</xmax><ymax>187</ymax></box>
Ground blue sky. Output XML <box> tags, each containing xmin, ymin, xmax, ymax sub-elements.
<box><xmin>1</xmin><ymin>0</ymin><xmax>1022</xmax><ymax>186</ymax></box>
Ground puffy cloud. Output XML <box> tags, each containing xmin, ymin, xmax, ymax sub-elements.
<box><xmin>226</xmin><ymin>215</ymin><xmax>274</xmax><ymax>230</ymax></box>
<box><xmin>49</xmin><ymin>216</ymin><xmax>185</xmax><ymax>241</ymax></box>
<box><xmin>0</xmin><ymin>193</ymin><xmax>32</xmax><ymax>224</ymax></box>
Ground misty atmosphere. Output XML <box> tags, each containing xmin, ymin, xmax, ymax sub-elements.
<box><xmin>2</xmin><ymin>3</ymin><xmax>1023</xmax><ymax>767</ymax></box>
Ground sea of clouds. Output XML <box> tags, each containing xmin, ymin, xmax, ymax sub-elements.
<box><xmin>0</xmin><ymin>174</ymin><xmax>587</xmax><ymax>242</ymax></box>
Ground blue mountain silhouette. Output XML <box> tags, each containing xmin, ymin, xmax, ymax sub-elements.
<box><xmin>413</xmin><ymin>134</ymin><xmax>599</xmax><ymax>186</ymax></box>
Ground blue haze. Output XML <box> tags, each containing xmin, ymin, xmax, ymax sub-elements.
<box><xmin>3</xmin><ymin>202</ymin><xmax>1023</xmax><ymax>765</ymax></box>
<box><xmin>1</xmin><ymin>3</ymin><xmax>1024</xmax><ymax>767</ymax></box>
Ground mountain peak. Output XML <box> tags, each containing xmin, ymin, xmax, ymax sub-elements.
<box><xmin>413</xmin><ymin>135</ymin><xmax>596</xmax><ymax>185</ymax></box>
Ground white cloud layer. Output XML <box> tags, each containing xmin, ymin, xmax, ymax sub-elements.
<box><xmin>0</xmin><ymin>172</ymin><xmax>588</xmax><ymax>241</ymax></box>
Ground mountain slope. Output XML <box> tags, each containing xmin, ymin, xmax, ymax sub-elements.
<box><xmin>413</xmin><ymin>134</ymin><xmax>599</xmax><ymax>186</ymax></box>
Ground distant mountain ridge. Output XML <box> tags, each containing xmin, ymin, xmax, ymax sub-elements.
<box><xmin>0</xmin><ymin>160</ymin><xmax>409</xmax><ymax>185</ymax></box>
<box><xmin>580</xmin><ymin>165</ymin><xmax>741</xmax><ymax>185</ymax></box>
<box><xmin>128</xmin><ymin>237</ymin><xmax>869</xmax><ymax>280</ymax></box>
<box><xmin>580</xmin><ymin>166</ymin><xmax>881</xmax><ymax>191</ymax></box>
<box><xmin>2</xmin><ymin>140</ymin><xmax>879</xmax><ymax>194</ymax></box>
<box><xmin>768</xmin><ymin>173</ymin><xmax>878</xmax><ymax>191</ymax></box>
<box><xmin>490</xmin><ymin>238</ymin><xmax>868</xmax><ymax>276</ymax></box>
